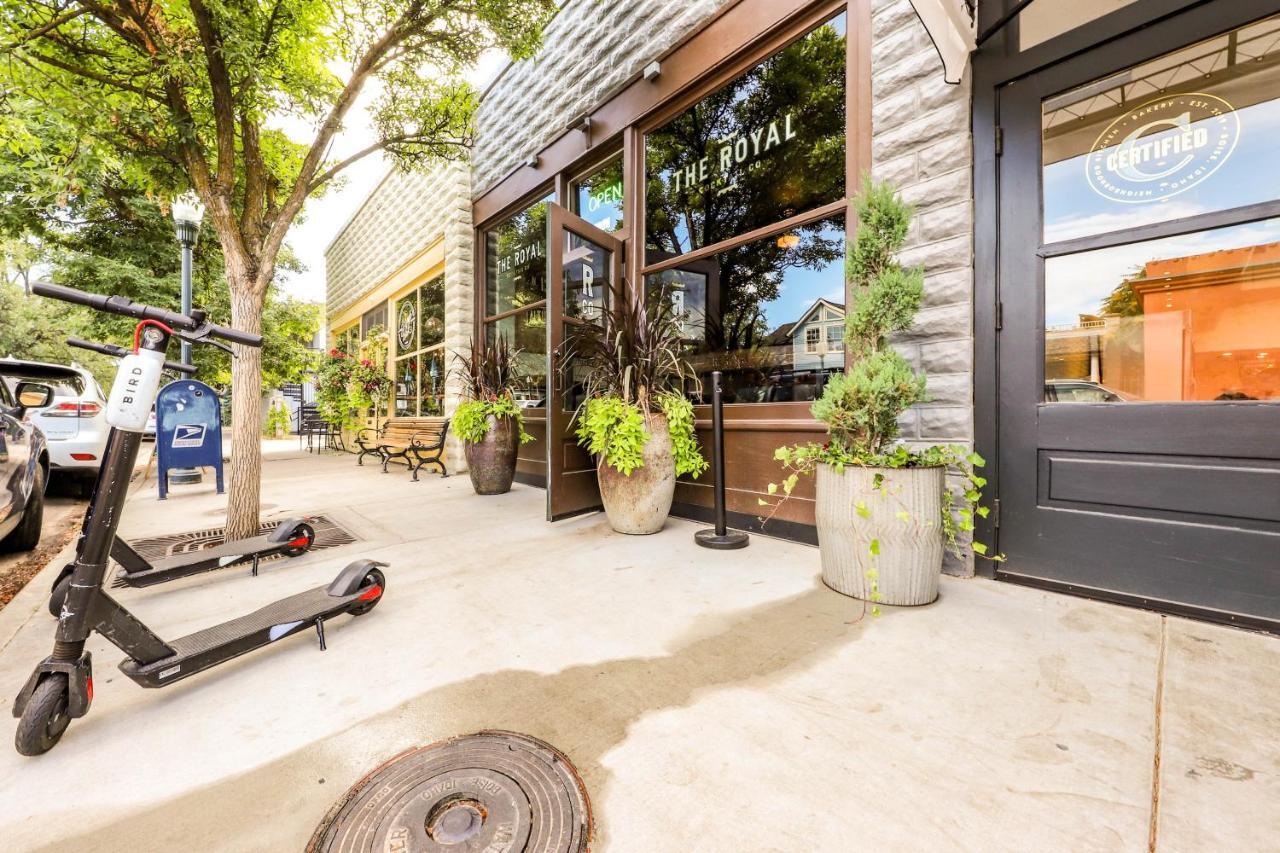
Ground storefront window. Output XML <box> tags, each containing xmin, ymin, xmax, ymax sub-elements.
<box><xmin>1045</xmin><ymin>219</ymin><xmax>1280</xmax><ymax>402</ymax></box>
<box><xmin>1042</xmin><ymin>15</ymin><xmax>1280</xmax><ymax>244</ymax></box>
<box><xmin>644</xmin><ymin>13</ymin><xmax>846</xmax><ymax>259</ymax></box>
<box><xmin>485</xmin><ymin>194</ymin><xmax>553</xmax><ymax>317</ymax></box>
<box><xmin>335</xmin><ymin>326</ymin><xmax>359</xmax><ymax>354</ymax></box>
<box><xmin>484</xmin><ymin>193</ymin><xmax>554</xmax><ymax>408</ymax></box>
<box><xmin>485</xmin><ymin>309</ymin><xmax>547</xmax><ymax>406</ymax></box>
<box><xmin>572</xmin><ymin>155</ymin><xmax>625</xmax><ymax>233</ymax></box>
<box><xmin>393</xmin><ymin>275</ymin><xmax>446</xmax><ymax>416</ymax></box>
<box><xmin>1042</xmin><ymin>15</ymin><xmax>1280</xmax><ymax>404</ymax></box>
<box><xmin>360</xmin><ymin>304</ymin><xmax>387</xmax><ymax>338</ymax></box>
<box><xmin>646</xmin><ymin>216</ymin><xmax>846</xmax><ymax>403</ymax></box>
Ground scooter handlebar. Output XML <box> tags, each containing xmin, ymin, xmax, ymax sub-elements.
<box><xmin>202</xmin><ymin>323</ymin><xmax>263</xmax><ymax>348</ymax></box>
<box><xmin>66</xmin><ymin>338</ymin><xmax>198</xmax><ymax>376</ymax></box>
<box><xmin>35</xmin><ymin>282</ymin><xmax>263</xmax><ymax>348</ymax></box>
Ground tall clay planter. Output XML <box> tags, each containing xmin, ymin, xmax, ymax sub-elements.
<box><xmin>465</xmin><ymin>415</ymin><xmax>519</xmax><ymax>495</ymax></box>
<box><xmin>597</xmin><ymin>412</ymin><xmax>675</xmax><ymax>535</ymax></box>
<box><xmin>814</xmin><ymin>463</ymin><xmax>945</xmax><ymax>606</ymax></box>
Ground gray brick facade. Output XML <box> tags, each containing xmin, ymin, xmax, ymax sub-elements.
<box><xmin>871</xmin><ymin>0</ymin><xmax>976</xmax><ymax>574</ymax></box>
<box><xmin>472</xmin><ymin>0</ymin><xmax>734</xmax><ymax>196</ymax></box>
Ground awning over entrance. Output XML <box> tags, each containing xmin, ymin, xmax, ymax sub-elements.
<box><xmin>909</xmin><ymin>0</ymin><xmax>976</xmax><ymax>83</ymax></box>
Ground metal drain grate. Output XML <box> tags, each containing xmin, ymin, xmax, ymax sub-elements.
<box><xmin>128</xmin><ymin>514</ymin><xmax>356</xmax><ymax>561</ymax></box>
<box><xmin>309</xmin><ymin>731</ymin><xmax>592</xmax><ymax>852</ymax></box>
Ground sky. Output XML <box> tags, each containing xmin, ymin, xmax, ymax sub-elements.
<box><xmin>276</xmin><ymin>51</ymin><xmax>510</xmax><ymax>305</ymax></box>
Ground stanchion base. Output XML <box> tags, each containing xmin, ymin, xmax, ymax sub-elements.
<box><xmin>695</xmin><ymin>528</ymin><xmax>750</xmax><ymax>550</ymax></box>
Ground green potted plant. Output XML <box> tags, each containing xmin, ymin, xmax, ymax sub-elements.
<box><xmin>564</xmin><ymin>282</ymin><xmax>708</xmax><ymax>534</ymax></box>
<box><xmin>317</xmin><ymin>347</ymin><xmax>357</xmax><ymax>428</ymax></box>
<box><xmin>765</xmin><ymin>179</ymin><xmax>995</xmax><ymax>606</ymax></box>
<box><xmin>452</xmin><ymin>335</ymin><xmax>533</xmax><ymax>495</ymax></box>
<box><xmin>263</xmin><ymin>400</ymin><xmax>291</xmax><ymax>438</ymax></box>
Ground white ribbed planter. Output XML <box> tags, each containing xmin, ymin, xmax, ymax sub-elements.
<box><xmin>814</xmin><ymin>463</ymin><xmax>945</xmax><ymax>606</ymax></box>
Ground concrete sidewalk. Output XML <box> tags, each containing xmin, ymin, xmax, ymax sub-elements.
<box><xmin>0</xmin><ymin>447</ymin><xmax>1275</xmax><ymax>851</ymax></box>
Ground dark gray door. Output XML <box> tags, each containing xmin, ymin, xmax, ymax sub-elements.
<box><xmin>995</xmin><ymin>5</ymin><xmax>1280</xmax><ymax>628</ymax></box>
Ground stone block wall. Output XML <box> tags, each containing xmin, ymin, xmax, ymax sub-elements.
<box><xmin>324</xmin><ymin>158</ymin><xmax>474</xmax><ymax>471</ymax></box>
<box><xmin>871</xmin><ymin>0</ymin><xmax>977</xmax><ymax>574</ymax></box>
<box><xmin>472</xmin><ymin>0</ymin><xmax>734</xmax><ymax>196</ymax></box>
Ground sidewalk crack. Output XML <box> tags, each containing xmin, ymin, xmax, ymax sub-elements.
<box><xmin>1148</xmin><ymin>615</ymin><xmax>1168</xmax><ymax>852</ymax></box>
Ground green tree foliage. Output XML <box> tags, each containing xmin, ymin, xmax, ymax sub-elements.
<box><xmin>0</xmin><ymin>0</ymin><xmax>554</xmax><ymax>537</ymax></box>
<box><xmin>0</xmin><ymin>278</ymin><xmax>115</xmax><ymax>379</ymax></box>
<box><xmin>817</xmin><ymin>178</ymin><xmax>926</xmax><ymax>455</ymax></box>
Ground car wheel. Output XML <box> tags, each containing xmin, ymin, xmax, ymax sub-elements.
<box><xmin>3</xmin><ymin>464</ymin><xmax>45</xmax><ymax>552</ymax></box>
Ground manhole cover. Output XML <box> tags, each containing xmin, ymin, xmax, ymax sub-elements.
<box><xmin>310</xmin><ymin>731</ymin><xmax>592</xmax><ymax>852</ymax></box>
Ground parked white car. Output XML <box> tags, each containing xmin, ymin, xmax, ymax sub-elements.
<box><xmin>0</xmin><ymin>359</ymin><xmax>109</xmax><ymax>488</ymax></box>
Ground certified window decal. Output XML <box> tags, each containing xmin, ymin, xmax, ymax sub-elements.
<box><xmin>1085</xmin><ymin>93</ymin><xmax>1240</xmax><ymax>204</ymax></box>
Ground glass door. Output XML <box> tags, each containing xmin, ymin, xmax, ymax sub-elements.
<box><xmin>547</xmin><ymin>204</ymin><xmax>624</xmax><ymax>521</ymax></box>
<box><xmin>996</xmin><ymin>6</ymin><xmax>1280</xmax><ymax>627</ymax></box>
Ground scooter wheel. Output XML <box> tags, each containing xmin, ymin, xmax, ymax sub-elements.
<box><xmin>281</xmin><ymin>522</ymin><xmax>316</xmax><ymax>558</ymax></box>
<box><xmin>48</xmin><ymin>567</ymin><xmax>73</xmax><ymax>618</ymax></box>
<box><xmin>348</xmin><ymin>568</ymin><xmax>385</xmax><ymax>616</ymax></box>
<box><xmin>15</xmin><ymin>674</ymin><xmax>71</xmax><ymax>756</ymax></box>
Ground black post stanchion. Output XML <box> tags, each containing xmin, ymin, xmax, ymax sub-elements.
<box><xmin>695</xmin><ymin>371</ymin><xmax>749</xmax><ymax>550</ymax></box>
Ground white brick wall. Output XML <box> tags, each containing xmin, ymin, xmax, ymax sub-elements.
<box><xmin>472</xmin><ymin>0</ymin><xmax>734</xmax><ymax>195</ymax></box>
<box><xmin>325</xmin><ymin>158</ymin><xmax>474</xmax><ymax>471</ymax></box>
<box><xmin>871</xmin><ymin>0</ymin><xmax>976</xmax><ymax>574</ymax></box>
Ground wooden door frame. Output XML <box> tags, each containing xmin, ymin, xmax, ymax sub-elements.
<box><xmin>546</xmin><ymin>203</ymin><xmax>627</xmax><ymax>520</ymax></box>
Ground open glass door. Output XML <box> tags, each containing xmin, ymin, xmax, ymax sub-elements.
<box><xmin>547</xmin><ymin>204</ymin><xmax>625</xmax><ymax>521</ymax></box>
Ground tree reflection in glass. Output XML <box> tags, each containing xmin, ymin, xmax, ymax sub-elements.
<box><xmin>644</xmin><ymin>14</ymin><xmax>846</xmax><ymax>257</ymax></box>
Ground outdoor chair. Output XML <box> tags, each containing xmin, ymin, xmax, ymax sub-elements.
<box><xmin>298</xmin><ymin>404</ymin><xmax>343</xmax><ymax>453</ymax></box>
<box><xmin>358</xmin><ymin>417</ymin><xmax>450</xmax><ymax>481</ymax></box>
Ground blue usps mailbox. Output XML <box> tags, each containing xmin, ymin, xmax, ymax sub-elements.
<box><xmin>155</xmin><ymin>379</ymin><xmax>224</xmax><ymax>499</ymax></box>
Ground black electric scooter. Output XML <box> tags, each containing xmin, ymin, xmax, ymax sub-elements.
<box><xmin>12</xmin><ymin>283</ymin><xmax>387</xmax><ymax>756</ymax></box>
<box><xmin>45</xmin><ymin>338</ymin><xmax>318</xmax><ymax>616</ymax></box>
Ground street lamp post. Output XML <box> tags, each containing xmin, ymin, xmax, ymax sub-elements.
<box><xmin>170</xmin><ymin>191</ymin><xmax>206</xmax><ymax>486</ymax></box>
<box><xmin>171</xmin><ymin>191</ymin><xmax>205</xmax><ymax>366</ymax></box>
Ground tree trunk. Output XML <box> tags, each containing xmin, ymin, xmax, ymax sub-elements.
<box><xmin>225</xmin><ymin>279</ymin><xmax>266</xmax><ymax>541</ymax></box>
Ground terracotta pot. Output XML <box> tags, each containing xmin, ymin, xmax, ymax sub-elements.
<box><xmin>465</xmin><ymin>415</ymin><xmax>519</xmax><ymax>495</ymax></box>
<box><xmin>597</xmin><ymin>411</ymin><xmax>675</xmax><ymax>535</ymax></box>
<box><xmin>814</xmin><ymin>463</ymin><xmax>945</xmax><ymax>606</ymax></box>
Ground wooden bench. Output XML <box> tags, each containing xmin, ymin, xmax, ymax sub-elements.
<box><xmin>356</xmin><ymin>418</ymin><xmax>450</xmax><ymax>482</ymax></box>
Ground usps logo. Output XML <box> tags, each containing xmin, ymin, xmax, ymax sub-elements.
<box><xmin>171</xmin><ymin>424</ymin><xmax>207</xmax><ymax>448</ymax></box>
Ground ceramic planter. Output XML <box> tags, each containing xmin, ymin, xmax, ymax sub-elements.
<box><xmin>597</xmin><ymin>411</ymin><xmax>675</xmax><ymax>535</ymax></box>
<box><xmin>464</xmin><ymin>414</ymin><xmax>519</xmax><ymax>495</ymax></box>
<box><xmin>814</xmin><ymin>463</ymin><xmax>945</xmax><ymax>606</ymax></box>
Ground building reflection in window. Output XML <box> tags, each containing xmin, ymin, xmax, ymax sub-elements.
<box><xmin>647</xmin><ymin>216</ymin><xmax>846</xmax><ymax>404</ymax></box>
<box><xmin>1044</xmin><ymin>219</ymin><xmax>1280</xmax><ymax>402</ymax></box>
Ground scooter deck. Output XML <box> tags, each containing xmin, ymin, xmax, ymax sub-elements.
<box><xmin>118</xmin><ymin>584</ymin><xmax>366</xmax><ymax>688</ymax></box>
<box><xmin>114</xmin><ymin>531</ymin><xmax>282</xmax><ymax>587</ymax></box>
